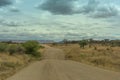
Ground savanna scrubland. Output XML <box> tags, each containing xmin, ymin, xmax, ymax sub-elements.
<box><xmin>0</xmin><ymin>41</ymin><xmax>43</xmax><ymax>80</ymax></box>
<box><xmin>50</xmin><ymin>39</ymin><xmax>120</xmax><ymax>72</ymax></box>
<box><xmin>0</xmin><ymin>39</ymin><xmax>120</xmax><ymax>80</ymax></box>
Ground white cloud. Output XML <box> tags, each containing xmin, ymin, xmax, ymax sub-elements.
<box><xmin>15</xmin><ymin>0</ymin><xmax>23</xmax><ymax>4</ymax></box>
<box><xmin>0</xmin><ymin>0</ymin><xmax>120</xmax><ymax>40</ymax></box>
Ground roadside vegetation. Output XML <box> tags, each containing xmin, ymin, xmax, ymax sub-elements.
<box><xmin>51</xmin><ymin>39</ymin><xmax>120</xmax><ymax>72</ymax></box>
<box><xmin>0</xmin><ymin>41</ymin><xmax>43</xmax><ymax>80</ymax></box>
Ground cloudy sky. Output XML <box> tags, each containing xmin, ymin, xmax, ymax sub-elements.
<box><xmin>0</xmin><ymin>0</ymin><xmax>120</xmax><ymax>41</ymax></box>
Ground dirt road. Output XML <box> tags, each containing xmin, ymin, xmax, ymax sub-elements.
<box><xmin>6</xmin><ymin>46</ymin><xmax>120</xmax><ymax>80</ymax></box>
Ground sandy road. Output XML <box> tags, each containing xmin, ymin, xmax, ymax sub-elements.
<box><xmin>6</xmin><ymin>46</ymin><xmax>120</xmax><ymax>80</ymax></box>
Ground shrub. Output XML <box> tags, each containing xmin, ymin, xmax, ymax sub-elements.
<box><xmin>22</xmin><ymin>41</ymin><xmax>41</xmax><ymax>57</ymax></box>
<box><xmin>7</xmin><ymin>44</ymin><xmax>25</xmax><ymax>55</ymax></box>
<box><xmin>52</xmin><ymin>43</ymin><xmax>57</xmax><ymax>46</ymax></box>
<box><xmin>94</xmin><ymin>46</ymin><xmax>97</xmax><ymax>50</ymax></box>
<box><xmin>7</xmin><ymin>45</ymin><xmax>17</xmax><ymax>55</ymax></box>
<box><xmin>0</xmin><ymin>43</ymin><xmax>8</xmax><ymax>52</ymax></box>
<box><xmin>79</xmin><ymin>40</ymin><xmax>88</xmax><ymax>48</ymax></box>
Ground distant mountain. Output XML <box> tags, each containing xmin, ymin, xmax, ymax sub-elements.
<box><xmin>0</xmin><ymin>39</ymin><xmax>54</xmax><ymax>43</ymax></box>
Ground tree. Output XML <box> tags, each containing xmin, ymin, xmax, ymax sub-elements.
<box><xmin>79</xmin><ymin>40</ymin><xmax>88</xmax><ymax>48</ymax></box>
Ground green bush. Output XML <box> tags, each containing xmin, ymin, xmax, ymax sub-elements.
<box><xmin>22</xmin><ymin>41</ymin><xmax>41</xmax><ymax>57</ymax></box>
<box><xmin>7</xmin><ymin>44</ymin><xmax>25</xmax><ymax>55</ymax></box>
<box><xmin>0</xmin><ymin>41</ymin><xmax>41</xmax><ymax>57</ymax></box>
<box><xmin>16</xmin><ymin>44</ymin><xmax>25</xmax><ymax>53</ymax></box>
<box><xmin>79</xmin><ymin>40</ymin><xmax>88</xmax><ymax>48</ymax></box>
<box><xmin>0</xmin><ymin>43</ymin><xmax>8</xmax><ymax>52</ymax></box>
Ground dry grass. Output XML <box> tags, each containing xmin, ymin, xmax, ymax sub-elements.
<box><xmin>51</xmin><ymin>43</ymin><xmax>120</xmax><ymax>72</ymax></box>
<box><xmin>0</xmin><ymin>42</ymin><xmax>43</xmax><ymax>80</ymax></box>
<box><xmin>0</xmin><ymin>48</ymin><xmax>43</xmax><ymax>80</ymax></box>
<box><xmin>0</xmin><ymin>53</ymin><xmax>31</xmax><ymax>80</ymax></box>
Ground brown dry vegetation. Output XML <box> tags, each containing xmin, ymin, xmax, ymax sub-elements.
<box><xmin>51</xmin><ymin>43</ymin><xmax>120</xmax><ymax>72</ymax></box>
<box><xmin>0</xmin><ymin>53</ymin><xmax>31</xmax><ymax>80</ymax></box>
<box><xmin>0</xmin><ymin>41</ymin><xmax>43</xmax><ymax>80</ymax></box>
